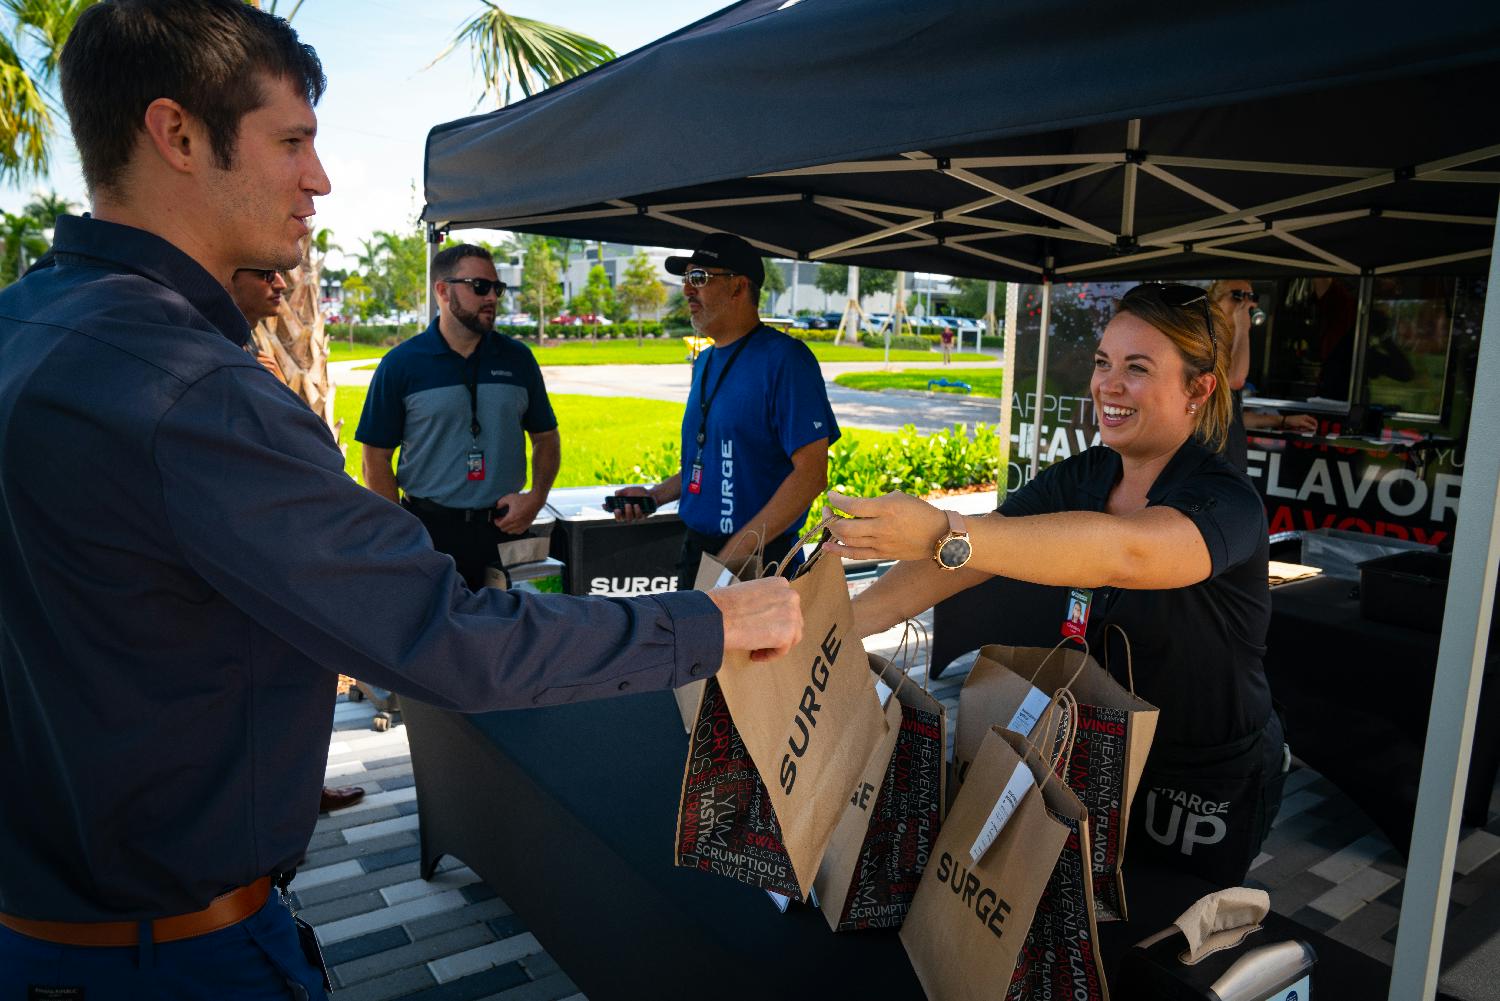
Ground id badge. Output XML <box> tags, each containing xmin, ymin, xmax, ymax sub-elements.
<box><xmin>1062</xmin><ymin>587</ymin><xmax>1092</xmax><ymax>639</ymax></box>
<box><xmin>466</xmin><ymin>449</ymin><xmax>486</xmax><ymax>481</ymax></box>
<box><xmin>687</xmin><ymin>461</ymin><xmax>703</xmax><ymax>495</ymax></box>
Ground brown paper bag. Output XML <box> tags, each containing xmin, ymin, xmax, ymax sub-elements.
<box><xmin>1000</xmin><ymin>712</ymin><xmax>1109</xmax><ymax>1000</ymax></box>
<box><xmin>673</xmin><ymin>548</ymin><xmax>764</xmax><ymax>732</ymax></box>
<box><xmin>676</xmin><ymin>523</ymin><xmax>886</xmax><ymax>899</ymax></box>
<box><xmin>955</xmin><ymin>634</ymin><xmax>1158</xmax><ymax>922</ymax></box>
<box><xmin>901</xmin><ymin>715</ymin><xmax>1077</xmax><ymax>1001</ymax></box>
<box><xmin>675</xmin><ymin>674</ymin><xmax>804</xmax><ymax>897</ymax></box>
<box><xmin>814</xmin><ymin>643</ymin><xmax>947</xmax><ymax>931</ymax></box>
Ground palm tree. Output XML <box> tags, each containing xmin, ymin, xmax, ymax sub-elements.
<box><xmin>1</xmin><ymin>1</ymin><xmax>96</xmax><ymax>183</ymax></box>
<box><xmin>430</xmin><ymin>3</ymin><xmax>616</xmax><ymax>108</ymax></box>
<box><xmin>23</xmin><ymin>187</ymin><xmax>75</xmax><ymax>228</ymax></box>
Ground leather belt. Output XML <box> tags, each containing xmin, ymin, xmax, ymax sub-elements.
<box><xmin>0</xmin><ymin>876</ymin><xmax>273</xmax><ymax>947</ymax></box>
<box><xmin>404</xmin><ymin>495</ymin><xmax>499</xmax><ymax>523</ymax></box>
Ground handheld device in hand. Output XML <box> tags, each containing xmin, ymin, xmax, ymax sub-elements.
<box><xmin>604</xmin><ymin>494</ymin><xmax>658</xmax><ymax>515</ymax></box>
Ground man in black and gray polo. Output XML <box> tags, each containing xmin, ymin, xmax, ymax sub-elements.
<box><xmin>357</xmin><ymin>244</ymin><xmax>560</xmax><ymax>589</ymax></box>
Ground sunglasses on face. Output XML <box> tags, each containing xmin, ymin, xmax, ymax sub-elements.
<box><xmin>682</xmin><ymin>268</ymin><xmax>741</xmax><ymax>288</ymax></box>
<box><xmin>444</xmin><ymin>277</ymin><xmax>506</xmax><ymax>296</ymax></box>
<box><xmin>1229</xmin><ymin>289</ymin><xmax>1259</xmax><ymax>304</ymax></box>
<box><xmin>1122</xmin><ymin>282</ymin><xmax>1217</xmax><ymax>357</ymax></box>
<box><xmin>249</xmin><ymin>270</ymin><xmax>278</xmax><ymax>284</ymax></box>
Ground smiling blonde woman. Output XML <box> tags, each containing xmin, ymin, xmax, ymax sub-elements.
<box><xmin>827</xmin><ymin>282</ymin><xmax>1287</xmax><ymax>896</ymax></box>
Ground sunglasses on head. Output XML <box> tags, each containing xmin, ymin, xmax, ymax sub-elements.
<box><xmin>682</xmin><ymin>268</ymin><xmax>741</xmax><ymax>288</ymax></box>
<box><xmin>444</xmin><ymin>277</ymin><xmax>505</xmax><ymax>296</ymax></box>
<box><xmin>1122</xmin><ymin>282</ymin><xmax>1217</xmax><ymax>357</ymax></box>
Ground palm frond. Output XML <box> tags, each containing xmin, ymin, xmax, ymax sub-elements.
<box><xmin>432</xmin><ymin>3</ymin><xmax>615</xmax><ymax>108</ymax></box>
<box><xmin>0</xmin><ymin>33</ymin><xmax>52</xmax><ymax>183</ymax></box>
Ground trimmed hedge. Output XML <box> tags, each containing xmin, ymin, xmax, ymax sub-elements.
<box><xmin>589</xmin><ymin>423</ymin><xmax>999</xmax><ymax>526</ymax></box>
<box><xmin>859</xmin><ymin>333</ymin><xmax>936</xmax><ymax>350</ymax></box>
<box><xmin>326</xmin><ymin>320</ymin><xmax>691</xmax><ymax>346</ymax></box>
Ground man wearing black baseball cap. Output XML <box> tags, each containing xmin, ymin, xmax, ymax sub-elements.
<box><xmin>615</xmin><ymin>233</ymin><xmax>840</xmax><ymax>583</ymax></box>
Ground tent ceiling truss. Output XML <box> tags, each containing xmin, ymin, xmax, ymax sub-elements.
<box><xmin>457</xmin><ymin>122</ymin><xmax>1500</xmax><ymax>281</ymax></box>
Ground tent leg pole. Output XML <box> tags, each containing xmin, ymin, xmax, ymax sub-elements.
<box><xmin>997</xmin><ymin>281</ymin><xmax>1018</xmax><ymax>505</ymax></box>
<box><xmin>1028</xmin><ymin>279</ymin><xmax>1052</xmax><ymax>482</ymax></box>
<box><xmin>424</xmin><ymin>223</ymin><xmax>445</xmax><ymax>323</ymax></box>
<box><xmin>1387</xmin><ymin>201</ymin><xmax>1500</xmax><ymax>1001</ymax></box>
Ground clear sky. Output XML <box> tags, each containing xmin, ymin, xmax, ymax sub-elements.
<box><xmin>0</xmin><ymin>0</ymin><xmax>727</xmax><ymax>267</ymax></box>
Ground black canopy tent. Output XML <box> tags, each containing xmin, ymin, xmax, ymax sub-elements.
<box><xmin>423</xmin><ymin>0</ymin><xmax>1500</xmax><ymax>283</ymax></box>
<box><xmin>421</xmin><ymin>3</ymin><xmax>1500</xmax><ymax>998</ymax></box>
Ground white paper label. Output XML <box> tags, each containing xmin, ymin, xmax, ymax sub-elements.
<box><xmin>714</xmin><ymin>567</ymin><xmax>735</xmax><ymax>588</ymax></box>
<box><xmin>1006</xmin><ymin>685</ymin><xmax>1051</xmax><ymax>738</ymax></box>
<box><xmin>969</xmin><ymin>760</ymin><xmax>1036</xmax><ymax>863</ymax></box>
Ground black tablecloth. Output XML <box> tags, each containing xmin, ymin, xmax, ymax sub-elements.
<box><xmin>1265</xmin><ymin>576</ymin><xmax>1500</xmax><ymax>851</ymax></box>
<box><xmin>404</xmin><ymin>688</ymin><xmax>1434</xmax><ymax>1000</ymax></box>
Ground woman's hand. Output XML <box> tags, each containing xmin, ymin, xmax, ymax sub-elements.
<box><xmin>824</xmin><ymin>490</ymin><xmax>950</xmax><ymax>562</ymax></box>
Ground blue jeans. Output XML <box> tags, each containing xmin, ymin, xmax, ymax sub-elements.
<box><xmin>0</xmin><ymin>893</ymin><xmax>328</xmax><ymax>1001</ymax></box>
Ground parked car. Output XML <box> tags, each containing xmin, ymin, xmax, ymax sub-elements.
<box><xmin>761</xmin><ymin>315</ymin><xmax>797</xmax><ymax>331</ymax></box>
<box><xmin>502</xmin><ymin>313</ymin><xmax>533</xmax><ymax>325</ymax></box>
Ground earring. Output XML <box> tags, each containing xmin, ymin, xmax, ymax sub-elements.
<box><xmin>1188</xmin><ymin>403</ymin><xmax>1199</xmax><ymax>414</ymax></box>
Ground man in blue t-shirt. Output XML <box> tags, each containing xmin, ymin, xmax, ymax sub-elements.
<box><xmin>357</xmin><ymin>244</ymin><xmax>560</xmax><ymax>589</ymax></box>
<box><xmin>615</xmin><ymin>233</ymin><xmax>839</xmax><ymax>585</ymax></box>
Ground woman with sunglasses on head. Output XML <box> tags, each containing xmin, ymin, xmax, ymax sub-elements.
<box><xmin>1210</xmin><ymin>279</ymin><xmax>1318</xmax><ymax>469</ymax></box>
<box><xmin>827</xmin><ymin>282</ymin><xmax>1287</xmax><ymax>892</ymax></box>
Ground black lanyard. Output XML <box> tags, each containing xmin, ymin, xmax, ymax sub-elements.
<box><xmin>693</xmin><ymin>330</ymin><xmax>756</xmax><ymax>450</ymax></box>
<box><xmin>464</xmin><ymin>339</ymin><xmax>485</xmax><ymax>440</ymax></box>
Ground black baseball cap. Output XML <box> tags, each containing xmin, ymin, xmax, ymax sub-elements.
<box><xmin>664</xmin><ymin>233</ymin><xmax>765</xmax><ymax>287</ymax></box>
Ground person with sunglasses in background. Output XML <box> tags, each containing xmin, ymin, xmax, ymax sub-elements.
<box><xmin>231</xmin><ymin>267</ymin><xmax>289</xmax><ymax>383</ymax></box>
<box><xmin>1209</xmin><ymin>279</ymin><xmax>1318</xmax><ymax>469</ymax></box>
<box><xmin>357</xmin><ymin>243</ymin><xmax>560</xmax><ymax>590</ymax></box>
<box><xmin>613</xmin><ymin>232</ymin><xmax>839</xmax><ymax>584</ymax></box>
<box><xmin>825</xmin><ymin>282</ymin><xmax>1288</xmax><ymax>898</ymax></box>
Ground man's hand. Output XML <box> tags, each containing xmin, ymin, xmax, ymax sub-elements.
<box><xmin>255</xmin><ymin>351</ymin><xmax>286</xmax><ymax>384</ymax></box>
<box><xmin>612</xmin><ymin>485</ymin><xmax>656</xmax><ymax>524</ymax></box>
<box><xmin>708</xmin><ymin>576</ymin><xmax>802</xmax><ymax>662</ymax></box>
<box><xmin>493</xmin><ymin>491</ymin><xmax>544</xmax><ymax>534</ymax></box>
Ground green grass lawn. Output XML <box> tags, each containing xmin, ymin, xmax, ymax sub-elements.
<box><xmin>834</xmin><ymin>367</ymin><xmax>1004</xmax><ymax>397</ymax></box>
<box><xmin>328</xmin><ymin>340</ymin><xmax>399</xmax><ymax>361</ymax></box>
<box><xmin>337</xmin><ymin>337</ymin><xmax>991</xmax><ymax>369</ymax></box>
<box><xmin>334</xmin><ymin>385</ymin><xmax>896</xmax><ymax>490</ymax></box>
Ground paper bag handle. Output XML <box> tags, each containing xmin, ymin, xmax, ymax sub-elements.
<box><xmin>1101</xmin><ymin>623</ymin><xmax>1138</xmax><ymax>695</ymax></box>
<box><xmin>718</xmin><ymin>528</ymin><xmax>766</xmax><ymax>572</ymax></box>
<box><xmin>1022</xmin><ymin>689</ymin><xmax>1077</xmax><ymax>793</ymax></box>
<box><xmin>1025</xmin><ymin>635</ymin><xmax>1090</xmax><ymax>688</ymax></box>
<box><xmin>772</xmin><ymin>512</ymin><xmax>837</xmax><ymax>579</ymax></box>
<box><xmin>888</xmin><ymin>618</ymin><xmax>932</xmax><ymax>694</ymax></box>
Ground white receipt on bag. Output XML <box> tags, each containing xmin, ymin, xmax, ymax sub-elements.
<box><xmin>715</xmin><ymin>567</ymin><xmax>736</xmax><ymax>588</ymax></box>
<box><xmin>969</xmin><ymin>761</ymin><xmax>1037</xmax><ymax>863</ymax></box>
<box><xmin>1006</xmin><ymin>685</ymin><xmax>1051</xmax><ymax>738</ymax></box>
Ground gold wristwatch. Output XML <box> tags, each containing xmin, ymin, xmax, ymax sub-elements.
<box><xmin>933</xmin><ymin>510</ymin><xmax>972</xmax><ymax>570</ymax></box>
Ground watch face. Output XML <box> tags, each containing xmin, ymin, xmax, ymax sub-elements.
<box><xmin>939</xmin><ymin>535</ymin><xmax>972</xmax><ymax>568</ymax></box>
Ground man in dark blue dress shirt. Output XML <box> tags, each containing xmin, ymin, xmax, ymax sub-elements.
<box><xmin>0</xmin><ymin>3</ymin><xmax>799</xmax><ymax>997</ymax></box>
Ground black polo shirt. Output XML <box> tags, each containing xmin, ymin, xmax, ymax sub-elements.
<box><xmin>0</xmin><ymin>215</ymin><xmax>723</xmax><ymax>922</ymax></box>
<box><xmin>999</xmin><ymin>441</ymin><xmax>1272</xmax><ymax>749</ymax></box>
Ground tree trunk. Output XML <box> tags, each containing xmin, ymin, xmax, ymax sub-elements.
<box><xmin>248</xmin><ymin>236</ymin><xmax>338</xmax><ymax>435</ymax></box>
